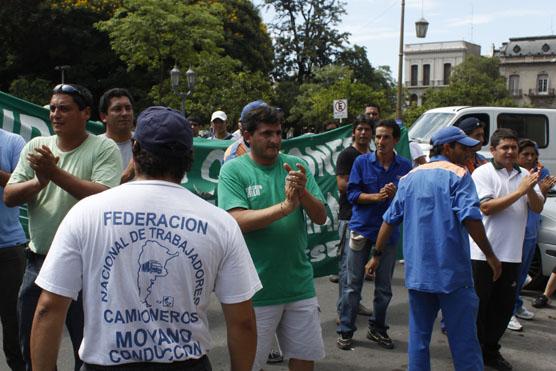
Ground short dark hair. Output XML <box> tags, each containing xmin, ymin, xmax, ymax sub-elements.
<box><xmin>187</xmin><ymin>115</ymin><xmax>202</xmax><ymax>125</ymax></box>
<box><xmin>98</xmin><ymin>88</ymin><xmax>134</xmax><ymax>115</ymax></box>
<box><xmin>518</xmin><ymin>138</ymin><xmax>539</xmax><ymax>155</ymax></box>
<box><xmin>52</xmin><ymin>83</ymin><xmax>93</xmax><ymax>111</ymax></box>
<box><xmin>430</xmin><ymin>142</ymin><xmax>456</xmax><ymax>157</ymax></box>
<box><xmin>375</xmin><ymin>119</ymin><xmax>400</xmax><ymax>140</ymax></box>
<box><xmin>490</xmin><ymin>128</ymin><xmax>518</xmax><ymax>148</ymax></box>
<box><xmin>352</xmin><ymin>114</ymin><xmax>374</xmax><ymax>133</ymax></box>
<box><xmin>365</xmin><ymin>103</ymin><xmax>381</xmax><ymax>114</ymax></box>
<box><xmin>132</xmin><ymin>141</ymin><xmax>193</xmax><ymax>181</ymax></box>
<box><xmin>242</xmin><ymin>105</ymin><xmax>284</xmax><ymax>133</ymax></box>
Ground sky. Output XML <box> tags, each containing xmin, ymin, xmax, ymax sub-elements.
<box><xmin>256</xmin><ymin>0</ymin><xmax>556</xmax><ymax>75</ymax></box>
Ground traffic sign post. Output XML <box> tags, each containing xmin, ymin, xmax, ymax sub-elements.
<box><xmin>333</xmin><ymin>99</ymin><xmax>348</xmax><ymax>123</ymax></box>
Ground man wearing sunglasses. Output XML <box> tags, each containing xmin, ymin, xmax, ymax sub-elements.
<box><xmin>4</xmin><ymin>83</ymin><xmax>122</xmax><ymax>371</ymax></box>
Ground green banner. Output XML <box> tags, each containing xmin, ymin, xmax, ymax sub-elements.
<box><xmin>0</xmin><ymin>90</ymin><xmax>410</xmax><ymax>277</ymax></box>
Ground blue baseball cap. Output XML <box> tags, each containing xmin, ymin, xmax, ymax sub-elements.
<box><xmin>240</xmin><ymin>100</ymin><xmax>268</xmax><ymax>122</ymax></box>
<box><xmin>431</xmin><ymin>126</ymin><xmax>480</xmax><ymax>147</ymax></box>
<box><xmin>456</xmin><ymin>117</ymin><xmax>483</xmax><ymax>135</ymax></box>
<box><xmin>134</xmin><ymin>106</ymin><xmax>192</xmax><ymax>159</ymax></box>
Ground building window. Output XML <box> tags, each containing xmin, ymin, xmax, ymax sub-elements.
<box><xmin>423</xmin><ymin>64</ymin><xmax>430</xmax><ymax>86</ymax></box>
<box><xmin>410</xmin><ymin>65</ymin><xmax>418</xmax><ymax>86</ymax></box>
<box><xmin>443</xmin><ymin>63</ymin><xmax>451</xmax><ymax>85</ymax></box>
<box><xmin>537</xmin><ymin>74</ymin><xmax>549</xmax><ymax>94</ymax></box>
<box><xmin>508</xmin><ymin>75</ymin><xmax>520</xmax><ymax>96</ymax></box>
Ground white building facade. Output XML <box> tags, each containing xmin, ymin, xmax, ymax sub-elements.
<box><xmin>495</xmin><ymin>35</ymin><xmax>556</xmax><ymax>108</ymax></box>
<box><xmin>404</xmin><ymin>41</ymin><xmax>481</xmax><ymax>106</ymax></box>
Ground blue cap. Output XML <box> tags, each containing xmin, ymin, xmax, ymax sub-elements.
<box><xmin>431</xmin><ymin>126</ymin><xmax>480</xmax><ymax>147</ymax></box>
<box><xmin>240</xmin><ymin>100</ymin><xmax>268</xmax><ymax>122</ymax></box>
<box><xmin>134</xmin><ymin>106</ymin><xmax>192</xmax><ymax>159</ymax></box>
<box><xmin>456</xmin><ymin>117</ymin><xmax>482</xmax><ymax>135</ymax></box>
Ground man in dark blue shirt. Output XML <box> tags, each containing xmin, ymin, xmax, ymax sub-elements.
<box><xmin>336</xmin><ymin>120</ymin><xmax>411</xmax><ymax>350</ymax></box>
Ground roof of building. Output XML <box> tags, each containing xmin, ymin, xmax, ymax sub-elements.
<box><xmin>498</xmin><ymin>35</ymin><xmax>556</xmax><ymax>57</ymax></box>
<box><xmin>404</xmin><ymin>40</ymin><xmax>481</xmax><ymax>54</ymax></box>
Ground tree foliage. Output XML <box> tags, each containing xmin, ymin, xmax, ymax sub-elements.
<box><xmin>265</xmin><ymin>0</ymin><xmax>349</xmax><ymax>83</ymax></box>
<box><xmin>289</xmin><ymin>65</ymin><xmax>390</xmax><ymax>129</ymax></box>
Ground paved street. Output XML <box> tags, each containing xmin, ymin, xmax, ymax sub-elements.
<box><xmin>2</xmin><ymin>262</ymin><xmax>555</xmax><ymax>370</ymax></box>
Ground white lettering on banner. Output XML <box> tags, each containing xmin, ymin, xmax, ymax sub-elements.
<box><xmin>308</xmin><ymin>240</ymin><xmax>339</xmax><ymax>263</ymax></box>
<box><xmin>285</xmin><ymin>137</ymin><xmax>349</xmax><ymax>178</ymax></box>
<box><xmin>19</xmin><ymin>114</ymin><xmax>51</xmax><ymax>141</ymax></box>
<box><xmin>201</xmin><ymin>149</ymin><xmax>225</xmax><ymax>183</ymax></box>
<box><xmin>2</xmin><ymin>109</ymin><xmax>15</xmax><ymax>133</ymax></box>
<box><xmin>307</xmin><ymin>192</ymin><xmax>338</xmax><ymax>235</ymax></box>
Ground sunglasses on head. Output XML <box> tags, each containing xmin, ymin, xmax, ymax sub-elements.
<box><xmin>52</xmin><ymin>84</ymin><xmax>88</xmax><ymax>109</ymax></box>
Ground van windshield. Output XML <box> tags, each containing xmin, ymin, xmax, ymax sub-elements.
<box><xmin>409</xmin><ymin>112</ymin><xmax>455</xmax><ymax>143</ymax></box>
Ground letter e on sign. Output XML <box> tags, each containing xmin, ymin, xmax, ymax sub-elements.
<box><xmin>333</xmin><ymin>99</ymin><xmax>348</xmax><ymax>119</ymax></box>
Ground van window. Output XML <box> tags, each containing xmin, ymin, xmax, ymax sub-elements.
<box><xmin>497</xmin><ymin>114</ymin><xmax>548</xmax><ymax>148</ymax></box>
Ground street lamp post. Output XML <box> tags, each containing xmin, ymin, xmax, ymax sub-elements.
<box><xmin>54</xmin><ymin>65</ymin><xmax>71</xmax><ymax>84</ymax></box>
<box><xmin>396</xmin><ymin>1</ymin><xmax>429</xmax><ymax>120</ymax></box>
<box><xmin>170</xmin><ymin>63</ymin><xmax>196</xmax><ymax>116</ymax></box>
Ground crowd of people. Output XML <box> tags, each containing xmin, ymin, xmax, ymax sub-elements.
<box><xmin>0</xmin><ymin>83</ymin><xmax>554</xmax><ymax>371</ymax></box>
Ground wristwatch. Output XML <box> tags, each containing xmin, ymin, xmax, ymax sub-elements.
<box><xmin>371</xmin><ymin>247</ymin><xmax>382</xmax><ymax>257</ymax></box>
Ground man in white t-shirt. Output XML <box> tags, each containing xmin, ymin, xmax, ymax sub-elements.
<box><xmin>99</xmin><ymin>88</ymin><xmax>135</xmax><ymax>183</ymax></box>
<box><xmin>30</xmin><ymin>106</ymin><xmax>262</xmax><ymax>371</ymax></box>
<box><xmin>470</xmin><ymin>128</ymin><xmax>543</xmax><ymax>371</ymax></box>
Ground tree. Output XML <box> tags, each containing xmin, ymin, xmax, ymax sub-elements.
<box><xmin>96</xmin><ymin>0</ymin><xmax>224</xmax><ymax>102</ymax></box>
<box><xmin>264</xmin><ymin>0</ymin><xmax>349</xmax><ymax>83</ymax></box>
<box><xmin>213</xmin><ymin>0</ymin><xmax>274</xmax><ymax>74</ymax></box>
<box><xmin>336</xmin><ymin>45</ymin><xmax>394</xmax><ymax>91</ymax></box>
<box><xmin>288</xmin><ymin>65</ymin><xmax>390</xmax><ymax>129</ymax></box>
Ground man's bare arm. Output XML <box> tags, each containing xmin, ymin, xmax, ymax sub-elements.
<box><xmin>49</xmin><ymin>168</ymin><xmax>109</xmax><ymax>200</ymax></box>
<box><xmin>480</xmin><ymin>172</ymin><xmax>540</xmax><ymax>215</ymax></box>
<box><xmin>229</xmin><ymin>198</ymin><xmax>297</xmax><ymax>233</ymax></box>
<box><xmin>299</xmin><ymin>190</ymin><xmax>327</xmax><ymax>225</ymax></box>
<box><xmin>221</xmin><ymin>300</ymin><xmax>257</xmax><ymax>371</ymax></box>
<box><xmin>31</xmin><ymin>291</ymin><xmax>72</xmax><ymax>371</ymax></box>
<box><xmin>4</xmin><ymin>179</ymin><xmax>44</xmax><ymax>207</ymax></box>
<box><xmin>526</xmin><ymin>187</ymin><xmax>544</xmax><ymax>214</ymax></box>
<box><xmin>463</xmin><ymin>219</ymin><xmax>502</xmax><ymax>281</ymax></box>
<box><xmin>0</xmin><ymin>169</ymin><xmax>11</xmax><ymax>187</ymax></box>
<box><xmin>336</xmin><ymin>175</ymin><xmax>348</xmax><ymax>194</ymax></box>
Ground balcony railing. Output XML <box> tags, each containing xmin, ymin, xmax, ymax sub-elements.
<box><xmin>405</xmin><ymin>79</ymin><xmax>449</xmax><ymax>88</ymax></box>
<box><xmin>528</xmin><ymin>88</ymin><xmax>555</xmax><ymax>97</ymax></box>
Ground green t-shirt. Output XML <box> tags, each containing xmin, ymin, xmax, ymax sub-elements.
<box><xmin>217</xmin><ymin>153</ymin><xmax>325</xmax><ymax>306</ymax></box>
<box><xmin>9</xmin><ymin>134</ymin><xmax>122</xmax><ymax>254</ymax></box>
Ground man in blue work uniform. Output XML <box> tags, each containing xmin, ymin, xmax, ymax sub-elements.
<box><xmin>366</xmin><ymin>126</ymin><xmax>502</xmax><ymax>370</ymax></box>
<box><xmin>336</xmin><ymin>119</ymin><xmax>412</xmax><ymax>350</ymax></box>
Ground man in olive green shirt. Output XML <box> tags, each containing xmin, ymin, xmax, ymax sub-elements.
<box><xmin>218</xmin><ymin>102</ymin><xmax>327</xmax><ymax>371</ymax></box>
<box><xmin>4</xmin><ymin>83</ymin><xmax>121</xmax><ymax>371</ymax></box>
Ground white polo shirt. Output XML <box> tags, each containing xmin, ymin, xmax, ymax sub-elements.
<box><xmin>469</xmin><ymin>161</ymin><xmax>542</xmax><ymax>263</ymax></box>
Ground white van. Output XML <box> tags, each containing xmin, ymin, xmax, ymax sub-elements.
<box><xmin>409</xmin><ymin>106</ymin><xmax>556</xmax><ymax>285</ymax></box>
<box><xmin>409</xmin><ymin>106</ymin><xmax>556</xmax><ymax>174</ymax></box>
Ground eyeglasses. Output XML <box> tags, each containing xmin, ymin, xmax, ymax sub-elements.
<box><xmin>366</xmin><ymin>111</ymin><xmax>379</xmax><ymax>116</ymax></box>
<box><xmin>52</xmin><ymin>84</ymin><xmax>88</xmax><ymax>109</ymax></box>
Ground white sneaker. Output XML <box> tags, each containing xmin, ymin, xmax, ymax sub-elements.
<box><xmin>507</xmin><ymin>315</ymin><xmax>523</xmax><ymax>331</ymax></box>
<box><xmin>515</xmin><ymin>306</ymin><xmax>535</xmax><ymax>320</ymax></box>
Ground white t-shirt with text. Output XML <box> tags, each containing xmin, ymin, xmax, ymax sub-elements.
<box><xmin>36</xmin><ymin>180</ymin><xmax>261</xmax><ymax>366</ymax></box>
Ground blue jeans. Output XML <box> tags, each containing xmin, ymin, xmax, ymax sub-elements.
<box><xmin>336</xmin><ymin>220</ymin><xmax>350</xmax><ymax>314</ymax></box>
<box><xmin>337</xmin><ymin>239</ymin><xmax>397</xmax><ymax>334</ymax></box>
<box><xmin>408</xmin><ymin>287</ymin><xmax>482</xmax><ymax>371</ymax></box>
<box><xmin>18</xmin><ymin>250</ymin><xmax>84</xmax><ymax>371</ymax></box>
<box><xmin>514</xmin><ymin>237</ymin><xmax>537</xmax><ymax>314</ymax></box>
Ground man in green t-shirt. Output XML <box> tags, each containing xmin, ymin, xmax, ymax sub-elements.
<box><xmin>4</xmin><ymin>83</ymin><xmax>122</xmax><ymax>371</ymax></box>
<box><xmin>218</xmin><ymin>103</ymin><xmax>327</xmax><ymax>371</ymax></box>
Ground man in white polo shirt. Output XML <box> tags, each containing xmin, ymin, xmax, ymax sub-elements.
<box><xmin>470</xmin><ymin>128</ymin><xmax>544</xmax><ymax>371</ymax></box>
